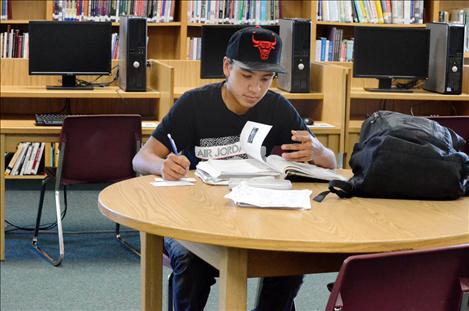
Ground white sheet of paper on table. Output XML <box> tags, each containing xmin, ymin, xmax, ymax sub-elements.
<box><xmin>225</xmin><ymin>183</ymin><xmax>312</xmax><ymax>210</ymax></box>
<box><xmin>151</xmin><ymin>177</ymin><xmax>196</xmax><ymax>187</ymax></box>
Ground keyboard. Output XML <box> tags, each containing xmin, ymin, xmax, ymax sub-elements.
<box><xmin>35</xmin><ymin>114</ymin><xmax>67</xmax><ymax>126</ymax></box>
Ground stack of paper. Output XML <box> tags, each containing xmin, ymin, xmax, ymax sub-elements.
<box><xmin>225</xmin><ymin>183</ymin><xmax>312</xmax><ymax>210</ymax></box>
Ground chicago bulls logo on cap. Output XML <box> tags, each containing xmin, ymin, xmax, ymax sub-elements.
<box><xmin>251</xmin><ymin>32</ymin><xmax>277</xmax><ymax>61</ymax></box>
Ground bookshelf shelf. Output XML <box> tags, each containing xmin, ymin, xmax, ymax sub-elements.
<box><xmin>4</xmin><ymin>174</ymin><xmax>47</xmax><ymax>180</ymax></box>
<box><xmin>0</xmin><ymin>20</ymin><xmax>32</xmax><ymax>24</ymax></box>
<box><xmin>0</xmin><ymin>85</ymin><xmax>160</xmax><ymax>99</ymax></box>
<box><xmin>350</xmin><ymin>87</ymin><xmax>469</xmax><ymax>101</ymax></box>
<box><xmin>316</xmin><ymin>21</ymin><xmax>427</xmax><ymax>28</ymax></box>
<box><xmin>111</xmin><ymin>22</ymin><xmax>182</xmax><ymax>27</ymax></box>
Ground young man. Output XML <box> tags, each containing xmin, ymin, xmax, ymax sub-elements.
<box><xmin>133</xmin><ymin>26</ymin><xmax>336</xmax><ymax>311</ymax></box>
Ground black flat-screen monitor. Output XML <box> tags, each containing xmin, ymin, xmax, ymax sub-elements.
<box><xmin>200</xmin><ymin>25</ymin><xmax>279</xmax><ymax>79</ymax></box>
<box><xmin>29</xmin><ymin>21</ymin><xmax>112</xmax><ymax>90</ymax></box>
<box><xmin>353</xmin><ymin>27</ymin><xmax>430</xmax><ymax>92</ymax></box>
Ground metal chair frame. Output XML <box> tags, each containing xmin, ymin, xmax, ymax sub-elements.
<box><xmin>31</xmin><ymin>115</ymin><xmax>142</xmax><ymax>266</ymax></box>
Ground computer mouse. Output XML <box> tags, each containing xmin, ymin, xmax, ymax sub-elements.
<box><xmin>303</xmin><ymin>118</ymin><xmax>314</xmax><ymax>126</ymax></box>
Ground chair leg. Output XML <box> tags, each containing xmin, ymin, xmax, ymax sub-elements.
<box><xmin>115</xmin><ymin>223</ymin><xmax>140</xmax><ymax>256</ymax></box>
<box><xmin>31</xmin><ymin>178</ymin><xmax>65</xmax><ymax>267</ymax></box>
<box><xmin>167</xmin><ymin>272</ymin><xmax>173</xmax><ymax>311</ymax></box>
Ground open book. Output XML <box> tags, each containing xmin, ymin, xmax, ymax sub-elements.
<box><xmin>195</xmin><ymin>121</ymin><xmax>346</xmax><ymax>184</ymax></box>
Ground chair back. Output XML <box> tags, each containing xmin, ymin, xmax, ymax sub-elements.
<box><xmin>326</xmin><ymin>244</ymin><xmax>469</xmax><ymax>311</ymax></box>
<box><xmin>59</xmin><ymin>115</ymin><xmax>142</xmax><ymax>185</ymax></box>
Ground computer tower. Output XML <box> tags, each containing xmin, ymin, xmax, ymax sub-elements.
<box><xmin>277</xmin><ymin>19</ymin><xmax>311</xmax><ymax>93</ymax></box>
<box><xmin>423</xmin><ymin>23</ymin><xmax>465</xmax><ymax>94</ymax></box>
<box><xmin>119</xmin><ymin>16</ymin><xmax>147</xmax><ymax>92</ymax></box>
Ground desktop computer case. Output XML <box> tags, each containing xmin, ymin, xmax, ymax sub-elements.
<box><xmin>277</xmin><ymin>19</ymin><xmax>311</xmax><ymax>93</ymax></box>
<box><xmin>119</xmin><ymin>16</ymin><xmax>147</xmax><ymax>92</ymax></box>
<box><xmin>423</xmin><ymin>23</ymin><xmax>465</xmax><ymax>94</ymax></box>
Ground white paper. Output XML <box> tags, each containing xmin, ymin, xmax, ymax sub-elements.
<box><xmin>151</xmin><ymin>177</ymin><xmax>196</xmax><ymax>187</ymax></box>
<box><xmin>225</xmin><ymin>183</ymin><xmax>312</xmax><ymax>210</ymax></box>
<box><xmin>142</xmin><ymin>122</ymin><xmax>159</xmax><ymax>128</ymax></box>
<box><xmin>239</xmin><ymin>121</ymin><xmax>272</xmax><ymax>162</ymax></box>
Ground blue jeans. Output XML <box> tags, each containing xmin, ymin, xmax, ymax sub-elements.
<box><xmin>165</xmin><ymin>238</ymin><xmax>303</xmax><ymax>311</ymax></box>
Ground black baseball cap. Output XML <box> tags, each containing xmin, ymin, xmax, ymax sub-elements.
<box><xmin>226</xmin><ymin>26</ymin><xmax>286</xmax><ymax>73</ymax></box>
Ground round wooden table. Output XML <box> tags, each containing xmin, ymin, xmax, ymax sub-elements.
<box><xmin>98</xmin><ymin>174</ymin><xmax>469</xmax><ymax>311</ymax></box>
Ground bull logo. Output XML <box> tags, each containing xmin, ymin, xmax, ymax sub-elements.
<box><xmin>251</xmin><ymin>32</ymin><xmax>276</xmax><ymax>60</ymax></box>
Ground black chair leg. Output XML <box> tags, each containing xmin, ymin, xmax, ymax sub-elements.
<box><xmin>115</xmin><ymin>223</ymin><xmax>140</xmax><ymax>256</ymax></box>
<box><xmin>32</xmin><ymin>176</ymin><xmax>49</xmax><ymax>240</ymax></box>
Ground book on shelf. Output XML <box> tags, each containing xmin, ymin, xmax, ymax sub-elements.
<box><xmin>4</xmin><ymin>142</ymin><xmax>24</xmax><ymax>176</ymax></box>
<box><xmin>188</xmin><ymin>0</ymin><xmax>280</xmax><ymax>25</ymax></box>
<box><xmin>51</xmin><ymin>0</ymin><xmax>175</xmax><ymax>22</ymax></box>
<box><xmin>0</xmin><ymin>0</ymin><xmax>11</xmax><ymax>20</ymax></box>
<box><xmin>10</xmin><ymin>142</ymin><xmax>30</xmax><ymax>176</ymax></box>
<box><xmin>195</xmin><ymin>121</ymin><xmax>347</xmax><ymax>185</ymax></box>
<box><xmin>317</xmin><ymin>0</ymin><xmax>424</xmax><ymax>24</ymax></box>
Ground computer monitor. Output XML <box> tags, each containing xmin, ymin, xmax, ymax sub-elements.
<box><xmin>29</xmin><ymin>21</ymin><xmax>112</xmax><ymax>90</ymax></box>
<box><xmin>353</xmin><ymin>27</ymin><xmax>430</xmax><ymax>92</ymax></box>
<box><xmin>200</xmin><ymin>25</ymin><xmax>279</xmax><ymax>79</ymax></box>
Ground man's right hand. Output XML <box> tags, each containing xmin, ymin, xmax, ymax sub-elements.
<box><xmin>161</xmin><ymin>153</ymin><xmax>190</xmax><ymax>180</ymax></box>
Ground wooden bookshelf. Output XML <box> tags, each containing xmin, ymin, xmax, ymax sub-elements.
<box><xmin>311</xmin><ymin>0</ymin><xmax>469</xmax><ymax>62</ymax></box>
<box><xmin>4</xmin><ymin>1</ymin><xmax>464</xmax><ymax>62</ymax></box>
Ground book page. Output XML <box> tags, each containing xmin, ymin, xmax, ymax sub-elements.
<box><xmin>266</xmin><ymin>154</ymin><xmax>347</xmax><ymax>181</ymax></box>
<box><xmin>239</xmin><ymin>121</ymin><xmax>272</xmax><ymax>163</ymax></box>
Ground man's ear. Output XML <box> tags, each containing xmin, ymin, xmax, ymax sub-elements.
<box><xmin>222</xmin><ymin>57</ymin><xmax>230</xmax><ymax>78</ymax></box>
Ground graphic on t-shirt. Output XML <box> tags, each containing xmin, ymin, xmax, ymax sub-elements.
<box><xmin>195</xmin><ymin>136</ymin><xmax>247</xmax><ymax>160</ymax></box>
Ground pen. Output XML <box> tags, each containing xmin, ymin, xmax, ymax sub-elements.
<box><xmin>167</xmin><ymin>133</ymin><xmax>180</xmax><ymax>154</ymax></box>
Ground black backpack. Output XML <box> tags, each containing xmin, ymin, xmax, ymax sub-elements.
<box><xmin>316</xmin><ymin>111</ymin><xmax>469</xmax><ymax>201</ymax></box>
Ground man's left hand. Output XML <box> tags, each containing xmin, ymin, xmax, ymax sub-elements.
<box><xmin>280</xmin><ymin>130</ymin><xmax>325</xmax><ymax>163</ymax></box>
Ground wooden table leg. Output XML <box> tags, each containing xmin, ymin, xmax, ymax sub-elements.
<box><xmin>140</xmin><ymin>232</ymin><xmax>163</xmax><ymax>311</ymax></box>
<box><xmin>0</xmin><ymin>134</ymin><xmax>6</xmax><ymax>261</ymax></box>
<box><xmin>219</xmin><ymin>247</ymin><xmax>248</xmax><ymax>311</ymax></box>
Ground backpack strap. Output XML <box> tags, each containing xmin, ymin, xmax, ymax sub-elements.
<box><xmin>313</xmin><ymin>179</ymin><xmax>354</xmax><ymax>202</ymax></box>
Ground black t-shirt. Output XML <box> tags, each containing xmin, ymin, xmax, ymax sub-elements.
<box><xmin>153</xmin><ymin>82</ymin><xmax>311</xmax><ymax>168</ymax></box>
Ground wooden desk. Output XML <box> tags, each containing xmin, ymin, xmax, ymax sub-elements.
<box><xmin>0</xmin><ymin>119</ymin><xmax>157</xmax><ymax>260</ymax></box>
<box><xmin>98</xmin><ymin>174</ymin><xmax>469</xmax><ymax>311</ymax></box>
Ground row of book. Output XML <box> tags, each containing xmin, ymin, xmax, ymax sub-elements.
<box><xmin>187</xmin><ymin>0</ymin><xmax>281</xmax><ymax>25</ymax></box>
<box><xmin>187</xmin><ymin>37</ymin><xmax>201</xmax><ymax>60</ymax></box>
<box><xmin>315</xmin><ymin>32</ymin><xmax>354</xmax><ymax>63</ymax></box>
<box><xmin>52</xmin><ymin>0</ymin><xmax>175</xmax><ymax>22</ymax></box>
<box><xmin>315</xmin><ymin>38</ymin><xmax>354</xmax><ymax>62</ymax></box>
<box><xmin>0</xmin><ymin>28</ymin><xmax>28</xmax><ymax>59</ymax></box>
<box><xmin>317</xmin><ymin>0</ymin><xmax>424</xmax><ymax>24</ymax></box>
<box><xmin>4</xmin><ymin>142</ymin><xmax>46</xmax><ymax>176</ymax></box>
<box><xmin>315</xmin><ymin>27</ymin><xmax>353</xmax><ymax>62</ymax></box>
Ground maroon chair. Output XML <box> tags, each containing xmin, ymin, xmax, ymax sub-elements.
<box><xmin>325</xmin><ymin>244</ymin><xmax>469</xmax><ymax>311</ymax></box>
<box><xmin>32</xmin><ymin>115</ymin><xmax>142</xmax><ymax>266</ymax></box>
